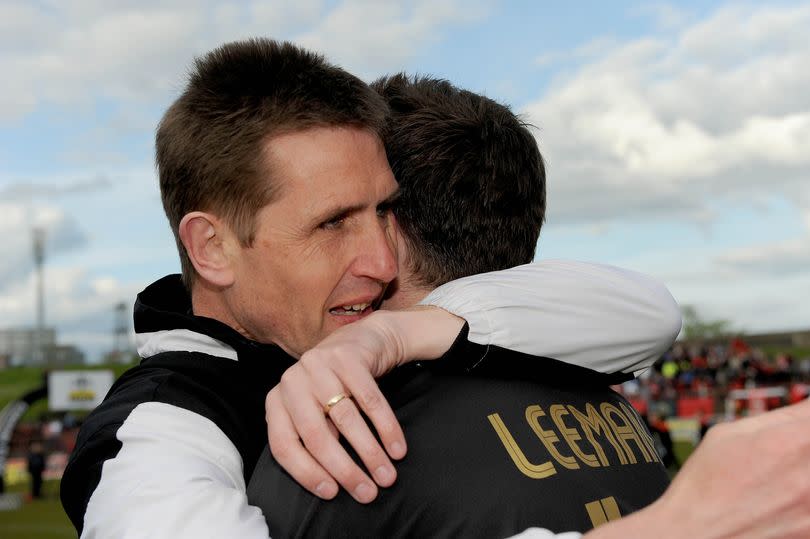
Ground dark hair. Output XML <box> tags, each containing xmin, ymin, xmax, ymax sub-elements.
<box><xmin>157</xmin><ymin>38</ymin><xmax>389</xmax><ymax>287</ymax></box>
<box><xmin>371</xmin><ymin>74</ymin><xmax>546</xmax><ymax>287</ymax></box>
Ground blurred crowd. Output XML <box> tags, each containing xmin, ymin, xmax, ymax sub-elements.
<box><xmin>619</xmin><ymin>338</ymin><xmax>810</xmax><ymax>423</ymax></box>
<box><xmin>614</xmin><ymin>339</ymin><xmax>810</xmax><ymax>469</ymax></box>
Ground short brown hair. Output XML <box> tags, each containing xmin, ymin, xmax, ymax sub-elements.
<box><xmin>157</xmin><ymin>38</ymin><xmax>389</xmax><ymax>287</ymax></box>
<box><xmin>372</xmin><ymin>74</ymin><xmax>546</xmax><ymax>287</ymax></box>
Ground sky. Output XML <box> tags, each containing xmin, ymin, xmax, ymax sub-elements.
<box><xmin>1</xmin><ymin>0</ymin><xmax>808</xmax><ymax>362</ymax></box>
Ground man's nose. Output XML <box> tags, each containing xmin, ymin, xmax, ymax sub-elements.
<box><xmin>352</xmin><ymin>216</ymin><xmax>398</xmax><ymax>284</ymax></box>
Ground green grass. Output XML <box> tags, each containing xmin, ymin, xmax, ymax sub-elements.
<box><xmin>0</xmin><ymin>480</ymin><xmax>74</xmax><ymax>539</ymax></box>
<box><xmin>672</xmin><ymin>440</ymin><xmax>695</xmax><ymax>467</ymax></box>
<box><xmin>760</xmin><ymin>345</ymin><xmax>810</xmax><ymax>360</ymax></box>
<box><xmin>0</xmin><ymin>368</ymin><xmax>45</xmax><ymax>408</ymax></box>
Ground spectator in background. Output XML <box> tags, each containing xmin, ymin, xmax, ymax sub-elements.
<box><xmin>645</xmin><ymin>407</ymin><xmax>676</xmax><ymax>469</ymax></box>
<box><xmin>26</xmin><ymin>441</ymin><xmax>46</xmax><ymax>499</ymax></box>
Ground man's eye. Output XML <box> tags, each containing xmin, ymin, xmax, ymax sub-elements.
<box><xmin>377</xmin><ymin>199</ymin><xmax>398</xmax><ymax>218</ymax></box>
<box><xmin>320</xmin><ymin>216</ymin><xmax>345</xmax><ymax>230</ymax></box>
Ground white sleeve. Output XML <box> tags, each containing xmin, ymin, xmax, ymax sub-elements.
<box><xmin>419</xmin><ymin>260</ymin><xmax>682</xmax><ymax>376</ymax></box>
<box><xmin>81</xmin><ymin>402</ymin><xmax>271</xmax><ymax>539</ymax></box>
<box><xmin>508</xmin><ymin>528</ymin><xmax>583</xmax><ymax>539</ymax></box>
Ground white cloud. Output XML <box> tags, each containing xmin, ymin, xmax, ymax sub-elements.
<box><xmin>0</xmin><ymin>176</ymin><xmax>112</xmax><ymax>200</ymax></box>
<box><xmin>671</xmin><ymin>270</ymin><xmax>810</xmax><ymax>335</ymax></box>
<box><xmin>714</xmin><ymin>238</ymin><xmax>810</xmax><ymax>278</ymax></box>
<box><xmin>612</xmin><ymin>240</ymin><xmax>810</xmax><ymax>335</ymax></box>
<box><xmin>534</xmin><ymin>36</ymin><xmax>621</xmax><ymax>69</ymax></box>
<box><xmin>525</xmin><ymin>3</ymin><xmax>810</xmax><ymax>333</ymax></box>
<box><xmin>523</xmin><ymin>3</ymin><xmax>810</xmax><ymax>228</ymax></box>
<box><xmin>0</xmin><ymin>264</ymin><xmax>142</xmax><ymax>361</ymax></box>
<box><xmin>2</xmin><ymin>5</ymin><xmax>195</xmax><ymax>118</ymax></box>
<box><xmin>0</xmin><ymin>0</ymin><xmax>492</xmax><ymax>360</ymax></box>
<box><xmin>297</xmin><ymin>0</ymin><xmax>490</xmax><ymax>77</ymax></box>
<box><xmin>2</xmin><ymin>0</ymin><xmax>807</xmax><ymax>351</ymax></box>
<box><xmin>679</xmin><ymin>4</ymin><xmax>810</xmax><ymax>65</ymax></box>
<box><xmin>48</xmin><ymin>271</ymin><xmax>139</xmax><ymax>326</ymax></box>
<box><xmin>0</xmin><ymin>0</ymin><xmax>489</xmax><ymax>122</ymax></box>
<box><xmin>0</xmin><ymin>204</ymin><xmax>88</xmax><ymax>285</ymax></box>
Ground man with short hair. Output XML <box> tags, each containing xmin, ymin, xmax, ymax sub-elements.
<box><xmin>376</xmin><ymin>74</ymin><xmax>546</xmax><ymax>290</ymax></box>
<box><xmin>60</xmin><ymin>40</ymin><xmax>680</xmax><ymax>538</ymax></box>
<box><xmin>248</xmin><ymin>74</ymin><xmax>672</xmax><ymax>537</ymax></box>
<box><xmin>156</xmin><ymin>39</ymin><xmax>395</xmax><ymax>355</ymax></box>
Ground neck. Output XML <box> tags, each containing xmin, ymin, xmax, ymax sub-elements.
<box><xmin>191</xmin><ymin>280</ymin><xmax>255</xmax><ymax>341</ymax></box>
<box><xmin>382</xmin><ymin>279</ymin><xmax>432</xmax><ymax>310</ymax></box>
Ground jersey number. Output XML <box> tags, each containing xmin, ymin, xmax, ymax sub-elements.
<box><xmin>585</xmin><ymin>496</ymin><xmax>621</xmax><ymax>528</ymax></box>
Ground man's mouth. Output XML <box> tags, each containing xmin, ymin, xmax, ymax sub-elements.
<box><xmin>329</xmin><ymin>302</ymin><xmax>372</xmax><ymax>316</ymax></box>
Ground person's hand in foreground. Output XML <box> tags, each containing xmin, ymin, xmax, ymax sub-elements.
<box><xmin>265</xmin><ymin>306</ymin><xmax>464</xmax><ymax>503</ymax></box>
<box><xmin>580</xmin><ymin>397</ymin><xmax>810</xmax><ymax>539</ymax></box>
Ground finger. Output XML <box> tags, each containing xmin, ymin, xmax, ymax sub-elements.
<box><xmin>326</xmin><ymin>396</ymin><xmax>398</xmax><ymax>488</ymax></box>
<box><xmin>304</xmin><ymin>364</ymin><xmax>398</xmax><ymax>489</ymax></box>
<box><xmin>303</xmin><ymin>356</ymin><xmax>401</xmax><ymax>483</ymax></box>
<box><xmin>298</xmin><ymin>414</ymin><xmax>380</xmax><ymax>503</ymax></box>
<box><xmin>338</xmin><ymin>363</ymin><xmax>407</xmax><ymax>461</ymax></box>
<box><xmin>266</xmin><ymin>390</ymin><xmax>338</xmax><ymax>499</ymax></box>
<box><xmin>326</xmin><ymin>418</ymin><xmax>339</xmax><ymax>439</ymax></box>
<box><xmin>281</xmin><ymin>375</ymin><xmax>379</xmax><ymax>503</ymax></box>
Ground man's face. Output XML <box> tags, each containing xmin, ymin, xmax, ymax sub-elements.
<box><xmin>225</xmin><ymin>126</ymin><xmax>399</xmax><ymax>357</ymax></box>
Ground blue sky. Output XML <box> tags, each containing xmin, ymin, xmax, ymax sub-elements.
<box><xmin>1</xmin><ymin>0</ymin><xmax>808</xmax><ymax>361</ymax></box>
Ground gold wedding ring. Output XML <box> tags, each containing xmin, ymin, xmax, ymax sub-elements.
<box><xmin>323</xmin><ymin>392</ymin><xmax>351</xmax><ymax>414</ymax></box>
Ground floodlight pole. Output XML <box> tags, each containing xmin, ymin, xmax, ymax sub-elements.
<box><xmin>33</xmin><ymin>228</ymin><xmax>45</xmax><ymax>363</ymax></box>
<box><xmin>113</xmin><ymin>301</ymin><xmax>128</xmax><ymax>360</ymax></box>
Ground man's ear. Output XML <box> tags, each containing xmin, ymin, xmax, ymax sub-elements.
<box><xmin>178</xmin><ymin>211</ymin><xmax>236</xmax><ymax>287</ymax></box>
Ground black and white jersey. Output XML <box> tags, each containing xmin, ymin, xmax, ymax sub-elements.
<box><xmin>247</xmin><ymin>343</ymin><xmax>670</xmax><ymax>538</ymax></box>
<box><xmin>61</xmin><ymin>275</ymin><xmax>295</xmax><ymax>537</ymax></box>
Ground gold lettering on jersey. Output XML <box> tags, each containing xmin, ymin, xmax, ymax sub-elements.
<box><xmin>600</xmin><ymin>403</ymin><xmax>653</xmax><ymax>464</ymax></box>
<box><xmin>487</xmin><ymin>413</ymin><xmax>557</xmax><ymax>479</ymax></box>
<box><xmin>585</xmin><ymin>496</ymin><xmax>622</xmax><ymax>528</ymax></box>
<box><xmin>550</xmin><ymin>404</ymin><xmax>600</xmax><ymax>468</ymax></box>
<box><xmin>567</xmin><ymin>403</ymin><xmax>627</xmax><ymax>465</ymax></box>
<box><xmin>620</xmin><ymin>402</ymin><xmax>660</xmax><ymax>463</ymax></box>
<box><xmin>525</xmin><ymin>405</ymin><xmax>579</xmax><ymax>470</ymax></box>
<box><xmin>489</xmin><ymin>400</ymin><xmax>663</xmax><ymax>477</ymax></box>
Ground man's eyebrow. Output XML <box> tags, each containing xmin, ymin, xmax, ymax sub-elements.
<box><xmin>378</xmin><ymin>188</ymin><xmax>401</xmax><ymax>209</ymax></box>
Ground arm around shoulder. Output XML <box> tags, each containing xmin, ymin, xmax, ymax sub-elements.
<box><xmin>420</xmin><ymin>260</ymin><xmax>682</xmax><ymax>376</ymax></box>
